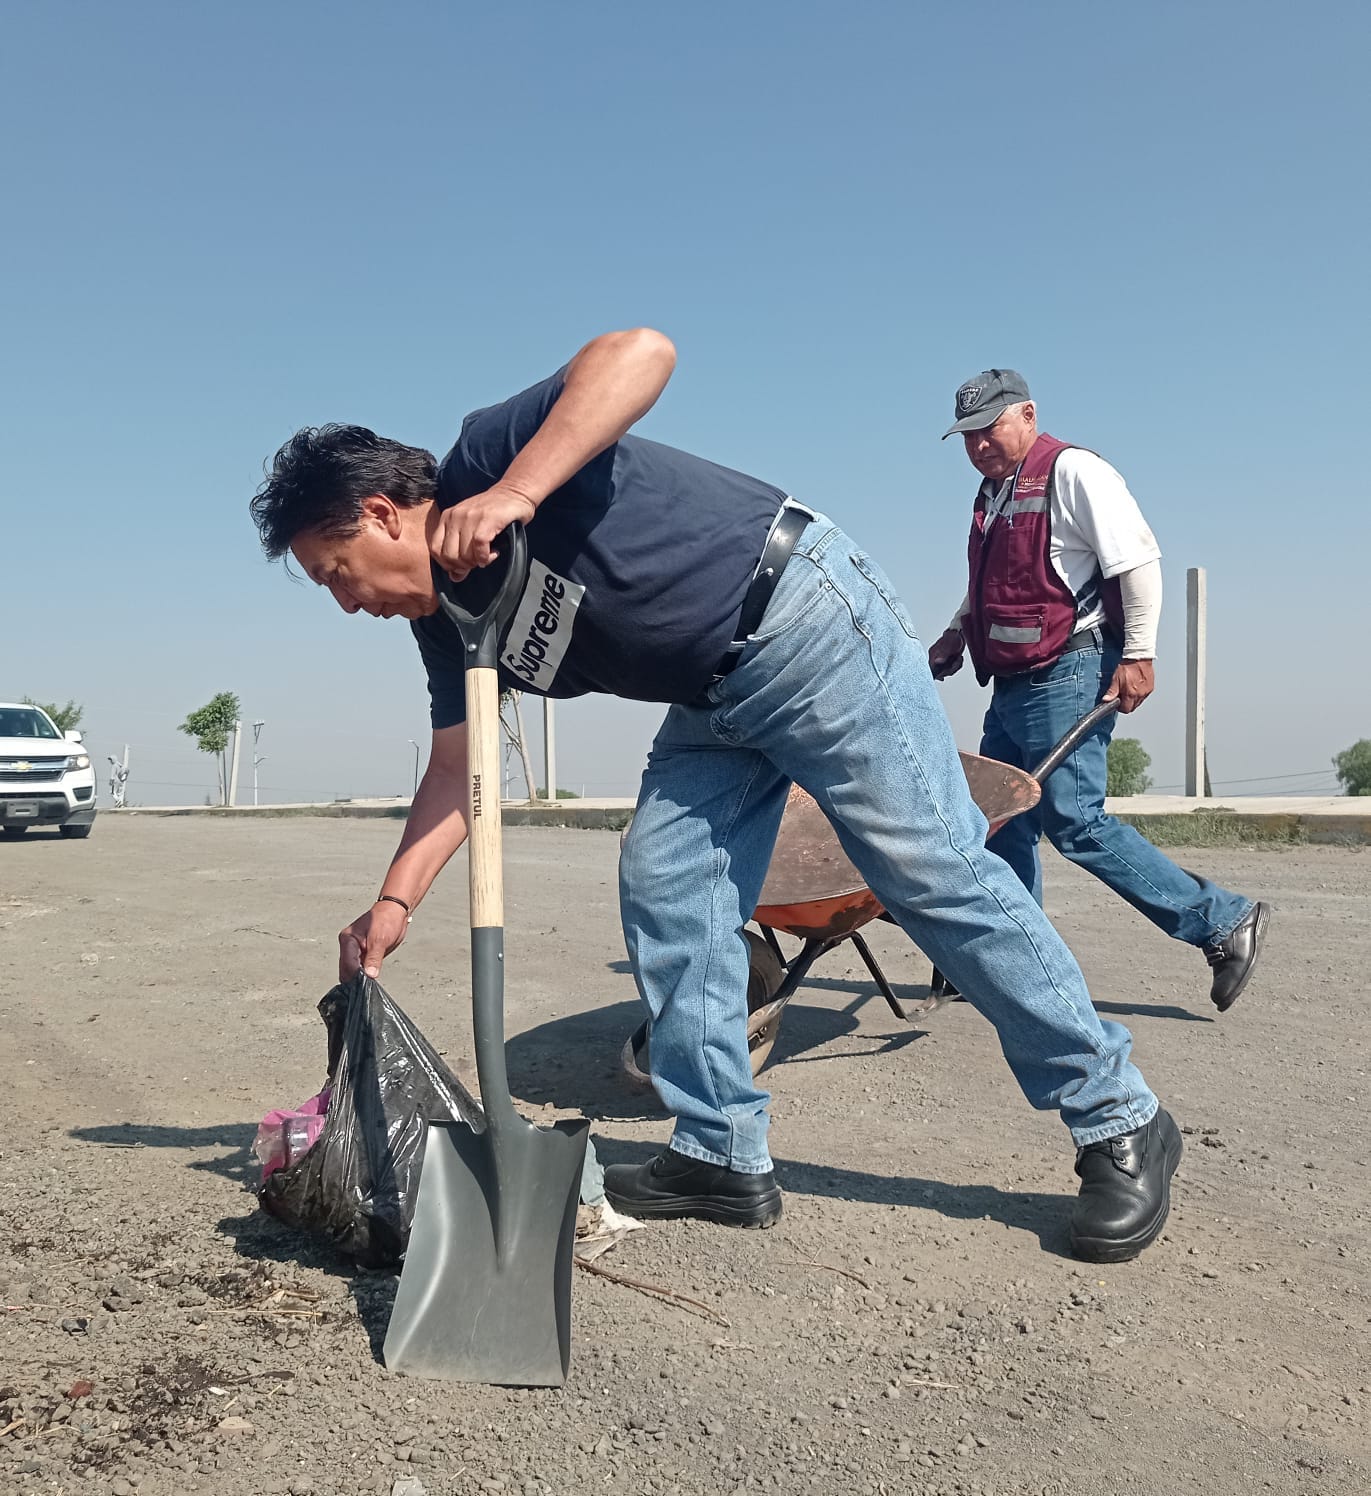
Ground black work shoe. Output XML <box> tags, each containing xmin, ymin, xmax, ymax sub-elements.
<box><xmin>1204</xmin><ymin>901</ymin><xmax>1270</xmax><ymax>1012</ymax></box>
<box><xmin>1069</xmin><ymin>1108</ymin><xmax>1183</xmax><ymax>1263</ymax></box>
<box><xmin>604</xmin><ymin>1150</ymin><xmax>783</xmax><ymax>1229</ymax></box>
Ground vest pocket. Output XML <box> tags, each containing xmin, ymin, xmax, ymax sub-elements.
<box><xmin>985</xmin><ymin>604</ymin><xmax>1045</xmax><ymax>647</ymax></box>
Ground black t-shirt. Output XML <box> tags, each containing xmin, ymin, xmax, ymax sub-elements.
<box><xmin>411</xmin><ymin>370</ymin><xmax>786</xmax><ymax>728</ymax></box>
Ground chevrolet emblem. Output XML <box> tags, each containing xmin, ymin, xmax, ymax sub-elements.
<box><xmin>15</xmin><ymin>761</ymin><xmax>31</xmax><ymax>772</ymax></box>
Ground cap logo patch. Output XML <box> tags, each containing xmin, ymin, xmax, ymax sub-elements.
<box><xmin>958</xmin><ymin>385</ymin><xmax>981</xmax><ymax>411</ymax></box>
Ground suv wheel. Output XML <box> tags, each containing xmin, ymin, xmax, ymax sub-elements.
<box><xmin>59</xmin><ymin>823</ymin><xmax>92</xmax><ymax>839</ymax></box>
<box><xmin>2</xmin><ymin>825</ymin><xmax>29</xmax><ymax>838</ymax></box>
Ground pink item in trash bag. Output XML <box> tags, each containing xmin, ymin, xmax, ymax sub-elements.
<box><xmin>253</xmin><ymin>1087</ymin><xmax>331</xmax><ymax>1181</ymax></box>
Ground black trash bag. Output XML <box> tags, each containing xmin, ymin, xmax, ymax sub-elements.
<box><xmin>260</xmin><ymin>971</ymin><xmax>482</xmax><ymax>1268</ymax></box>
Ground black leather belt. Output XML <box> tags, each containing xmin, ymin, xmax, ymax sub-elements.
<box><xmin>993</xmin><ymin>623</ymin><xmax>1120</xmax><ymax>682</ymax></box>
<box><xmin>701</xmin><ymin>505</ymin><xmax>811</xmax><ymax>690</ymax></box>
<box><xmin>1062</xmin><ymin>623</ymin><xmax>1117</xmax><ymax>654</ymax></box>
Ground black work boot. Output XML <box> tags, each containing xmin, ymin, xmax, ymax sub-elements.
<box><xmin>1069</xmin><ymin>1108</ymin><xmax>1183</xmax><ymax>1263</ymax></box>
<box><xmin>604</xmin><ymin>1150</ymin><xmax>782</xmax><ymax>1229</ymax></box>
<box><xmin>1204</xmin><ymin>902</ymin><xmax>1270</xmax><ymax>1012</ymax></box>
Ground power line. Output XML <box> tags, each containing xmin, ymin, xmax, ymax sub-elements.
<box><xmin>1150</xmin><ymin>768</ymin><xmax>1338</xmax><ymax>791</ymax></box>
<box><xmin>1212</xmin><ymin>769</ymin><xmax>1340</xmax><ymax>785</ymax></box>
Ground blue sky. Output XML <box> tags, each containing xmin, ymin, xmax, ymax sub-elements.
<box><xmin>3</xmin><ymin>1</ymin><xmax>1366</xmax><ymax>805</ymax></box>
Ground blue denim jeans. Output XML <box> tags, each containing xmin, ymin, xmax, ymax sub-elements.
<box><xmin>619</xmin><ymin>517</ymin><xmax>1158</xmax><ymax>1174</ymax></box>
<box><xmin>980</xmin><ymin>642</ymin><xmax>1253</xmax><ymax>947</ymax></box>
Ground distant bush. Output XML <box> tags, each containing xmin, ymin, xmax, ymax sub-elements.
<box><xmin>1333</xmin><ymin>739</ymin><xmax>1371</xmax><ymax>796</ymax></box>
<box><xmin>1107</xmin><ymin>737</ymin><xmax>1152</xmax><ymax>796</ymax></box>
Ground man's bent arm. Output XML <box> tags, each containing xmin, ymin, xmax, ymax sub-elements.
<box><xmin>431</xmin><ymin>329</ymin><xmax>678</xmax><ymax>582</ymax></box>
<box><xmin>498</xmin><ymin>327</ymin><xmax>677</xmax><ymax>511</ymax></box>
<box><xmin>380</xmin><ymin>724</ymin><xmax>472</xmax><ymax>905</ymax></box>
<box><xmin>339</xmin><ymin>723</ymin><xmax>471</xmax><ymax>979</ymax></box>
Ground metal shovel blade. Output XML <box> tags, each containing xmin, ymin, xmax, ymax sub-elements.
<box><xmin>383</xmin><ymin>1110</ymin><xmax>590</xmax><ymax>1386</ymax></box>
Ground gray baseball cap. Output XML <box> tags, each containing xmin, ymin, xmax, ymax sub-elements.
<box><xmin>942</xmin><ymin>369</ymin><xmax>1031</xmax><ymax>438</ymax></box>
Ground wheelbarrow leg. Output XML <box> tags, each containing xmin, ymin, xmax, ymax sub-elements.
<box><xmin>848</xmin><ymin>930</ymin><xmax>908</xmax><ymax>1021</ymax></box>
<box><xmin>929</xmin><ymin>965</ymin><xmax>960</xmax><ymax>1000</ymax></box>
<box><xmin>770</xmin><ymin>935</ymin><xmax>839</xmax><ymax>1002</ymax></box>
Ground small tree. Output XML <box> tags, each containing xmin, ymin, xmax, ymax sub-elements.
<box><xmin>179</xmin><ymin>692</ymin><xmax>240</xmax><ymax>806</ymax></box>
<box><xmin>24</xmin><ymin>697</ymin><xmax>83</xmax><ymax>733</ymax></box>
<box><xmin>1107</xmin><ymin>737</ymin><xmax>1152</xmax><ymax>796</ymax></box>
<box><xmin>1333</xmin><ymin>739</ymin><xmax>1371</xmax><ymax>796</ymax></box>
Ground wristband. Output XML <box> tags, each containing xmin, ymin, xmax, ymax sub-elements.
<box><xmin>376</xmin><ymin>894</ymin><xmax>413</xmax><ymax>921</ymax></box>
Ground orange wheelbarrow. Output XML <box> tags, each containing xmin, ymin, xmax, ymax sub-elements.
<box><xmin>621</xmin><ymin>700</ymin><xmax>1118</xmax><ymax>1086</ymax></box>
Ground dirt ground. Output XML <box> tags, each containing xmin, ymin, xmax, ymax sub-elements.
<box><xmin>1</xmin><ymin>817</ymin><xmax>1367</xmax><ymax>1496</ymax></box>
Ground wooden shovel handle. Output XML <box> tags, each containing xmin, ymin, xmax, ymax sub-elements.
<box><xmin>435</xmin><ymin>525</ymin><xmax>529</xmax><ymax>1131</ymax></box>
<box><xmin>466</xmin><ymin>664</ymin><xmax>504</xmax><ymax>930</ymax></box>
<box><xmin>435</xmin><ymin>523</ymin><xmax>530</xmax><ymax>931</ymax></box>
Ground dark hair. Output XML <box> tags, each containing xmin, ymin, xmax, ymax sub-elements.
<box><xmin>250</xmin><ymin>424</ymin><xmax>438</xmax><ymax>559</ymax></box>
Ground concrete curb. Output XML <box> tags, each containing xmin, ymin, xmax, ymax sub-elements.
<box><xmin>111</xmin><ymin>799</ymin><xmax>1370</xmax><ymax>844</ymax></box>
<box><xmin>118</xmin><ymin>803</ymin><xmax>412</xmax><ymax>821</ymax></box>
<box><xmin>112</xmin><ymin>800</ymin><xmax>636</xmax><ymax>830</ymax></box>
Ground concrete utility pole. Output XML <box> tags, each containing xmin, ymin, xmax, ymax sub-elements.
<box><xmin>228</xmin><ymin>720</ymin><xmax>242</xmax><ymax>807</ymax></box>
<box><xmin>543</xmin><ymin>697</ymin><xmax>557</xmax><ymax>801</ymax></box>
<box><xmin>252</xmin><ymin>720</ymin><xmax>266</xmax><ymax>807</ymax></box>
<box><xmin>1185</xmin><ymin>568</ymin><xmax>1207</xmax><ymax>798</ymax></box>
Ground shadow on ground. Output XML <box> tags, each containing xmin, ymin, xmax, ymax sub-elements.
<box><xmin>1095</xmin><ymin>1000</ymin><xmax>1210</xmax><ymax>1022</ymax></box>
<box><xmin>66</xmin><ymin>1121</ymin><xmax>401</xmax><ymax>1353</ymax></box>
<box><xmin>607</xmin><ymin>960</ymin><xmax>1215</xmax><ymax>1026</ymax></box>
<box><xmin>506</xmin><ymin>992</ymin><xmax>931</xmax><ymax>1116</ymax></box>
<box><xmin>216</xmin><ymin>1209</ymin><xmax>398</xmax><ymax>1361</ymax></box>
<box><xmin>591</xmin><ymin>1135</ymin><xmax>1073</xmax><ymax>1257</ymax></box>
<box><xmin>69</xmin><ymin>1121</ymin><xmax>260</xmax><ymax>1186</ymax></box>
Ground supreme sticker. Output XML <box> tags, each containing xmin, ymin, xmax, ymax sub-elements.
<box><xmin>501</xmin><ymin>562</ymin><xmax>585</xmax><ymax>692</ymax></box>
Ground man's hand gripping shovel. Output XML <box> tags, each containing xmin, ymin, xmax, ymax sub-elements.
<box><xmin>383</xmin><ymin>523</ymin><xmax>590</xmax><ymax>1387</ymax></box>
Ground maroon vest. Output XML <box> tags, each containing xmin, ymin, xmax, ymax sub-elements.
<box><xmin>962</xmin><ymin>432</ymin><xmax>1122</xmax><ymax>685</ymax></box>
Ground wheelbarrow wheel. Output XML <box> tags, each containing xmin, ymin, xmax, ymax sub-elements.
<box><xmin>618</xmin><ymin>930</ymin><xmax>788</xmax><ymax>1093</ymax></box>
<box><xmin>742</xmin><ymin>928</ymin><xmax>786</xmax><ymax>1075</ymax></box>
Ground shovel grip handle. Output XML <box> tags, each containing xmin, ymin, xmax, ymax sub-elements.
<box><xmin>437</xmin><ymin>524</ymin><xmax>529</xmax><ymax>669</ymax></box>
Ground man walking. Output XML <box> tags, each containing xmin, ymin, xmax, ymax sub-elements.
<box><xmin>252</xmin><ymin>330</ymin><xmax>1183</xmax><ymax>1262</ymax></box>
<box><xmin>929</xmin><ymin>370</ymin><xmax>1268</xmax><ymax>1012</ymax></box>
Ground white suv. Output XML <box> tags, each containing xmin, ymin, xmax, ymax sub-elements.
<box><xmin>0</xmin><ymin>702</ymin><xmax>98</xmax><ymax>839</ymax></box>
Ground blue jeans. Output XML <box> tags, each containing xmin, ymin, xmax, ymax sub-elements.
<box><xmin>981</xmin><ymin>642</ymin><xmax>1252</xmax><ymax>947</ymax></box>
<box><xmin>619</xmin><ymin>517</ymin><xmax>1158</xmax><ymax>1174</ymax></box>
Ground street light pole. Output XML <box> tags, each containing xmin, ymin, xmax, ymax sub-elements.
<box><xmin>252</xmin><ymin>720</ymin><xmax>266</xmax><ymax>807</ymax></box>
<box><xmin>409</xmin><ymin>739</ymin><xmax>420</xmax><ymax>798</ymax></box>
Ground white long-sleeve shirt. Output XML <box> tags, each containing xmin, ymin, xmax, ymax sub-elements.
<box><xmin>950</xmin><ymin>448</ymin><xmax>1163</xmax><ymax>658</ymax></box>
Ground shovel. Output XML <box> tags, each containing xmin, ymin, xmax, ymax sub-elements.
<box><xmin>383</xmin><ymin>522</ymin><xmax>590</xmax><ymax>1387</ymax></box>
